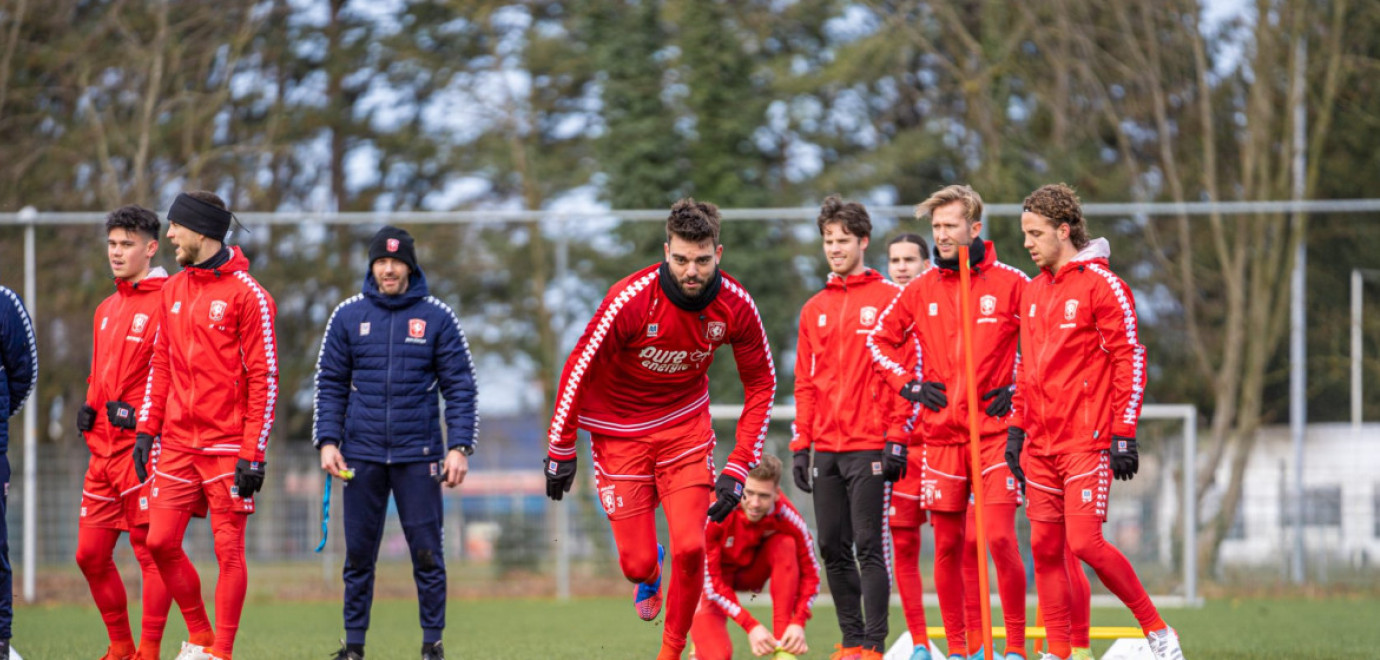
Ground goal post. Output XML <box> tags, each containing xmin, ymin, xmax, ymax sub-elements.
<box><xmin>708</xmin><ymin>401</ymin><xmax>1201</xmax><ymax>607</ymax></box>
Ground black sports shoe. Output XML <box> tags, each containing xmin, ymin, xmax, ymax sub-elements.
<box><xmin>0</xmin><ymin>638</ymin><xmax>11</xmax><ymax>659</ymax></box>
<box><xmin>421</xmin><ymin>641</ymin><xmax>444</xmax><ymax>660</ymax></box>
<box><xmin>331</xmin><ymin>641</ymin><xmax>364</xmax><ymax>660</ymax></box>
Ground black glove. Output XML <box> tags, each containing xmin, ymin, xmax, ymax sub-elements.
<box><xmin>882</xmin><ymin>441</ymin><xmax>908</xmax><ymax>482</ymax></box>
<box><xmin>1110</xmin><ymin>435</ymin><xmax>1139</xmax><ymax>481</ymax></box>
<box><xmin>543</xmin><ymin>457</ymin><xmax>577</xmax><ymax>501</ymax></box>
<box><xmin>132</xmin><ymin>433</ymin><xmax>155</xmax><ymax>482</ymax></box>
<box><xmin>706</xmin><ymin>473</ymin><xmax>744</xmax><ymax>523</ymax></box>
<box><xmin>792</xmin><ymin>450</ymin><xmax>812</xmax><ymax>493</ymax></box>
<box><xmin>76</xmin><ymin>404</ymin><xmax>97</xmax><ymax>432</ymax></box>
<box><xmin>234</xmin><ymin>458</ymin><xmax>266</xmax><ymax>499</ymax></box>
<box><xmin>105</xmin><ymin>400</ymin><xmax>137</xmax><ymax>430</ymax></box>
<box><xmin>900</xmin><ymin>380</ymin><xmax>948</xmax><ymax>412</ymax></box>
<box><xmin>983</xmin><ymin>385</ymin><xmax>1014</xmax><ymax>418</ymax></box>
<box><xmin>1005</xmin><ymin>427</ymin><xmax>1026</xmax><ymax>486</ymax></box>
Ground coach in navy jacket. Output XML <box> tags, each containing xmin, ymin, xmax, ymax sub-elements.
<box><xmin>312</xmin><ymin>226</ymin><xmax>477</xmax><ymax>660</ymax></box>
<box><xmin>1</xmin><ymin>284</ymin><xmax>37</xmax><ymax>653</ymax></box>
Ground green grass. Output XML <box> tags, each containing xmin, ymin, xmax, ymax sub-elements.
<box><xmin>15</xmin><ymin>596</ymin><xmax>1380</xmax><ymax>659</ymax></box>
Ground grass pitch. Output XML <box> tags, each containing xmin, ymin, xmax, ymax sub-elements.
<box><xmin>16</xmin><ymin>595</ymin><xmax>1380</xmax><ymax>659</ymax></box>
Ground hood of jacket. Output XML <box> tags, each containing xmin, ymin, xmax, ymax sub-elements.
<box><xmin>115</xmin><ymin>266</ymin><xmax>169</xmax><ymax>295</ymax></box>
<box><xmin>1049</xmin><ymin>237</ymin><xmax>1111</xmax><ymax>279</ymax></box>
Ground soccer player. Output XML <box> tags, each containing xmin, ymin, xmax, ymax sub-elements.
<box><xmin>544</xmin><ymin>198</ymin><xmax>775</xmax><ymax>660</ymax></box>
<box><xmin>887</xmin><ymin>234</ymin><xmax>930</xmax><ymax>287</ymax></box>
<box><xmin>0</xmin><ymin>280</ymin><xmax>37</xmax><ymax>660</ymax></box>
<box><xmin>790</xmin><ymin>195</ymin><xmax>902</xmax><ymax>660</ymax></box>
<box><xmin>314</xmin><ymin>226</ymin><xmax>478</xmax><ymax>660</ymax></box>
<box><xmin>76</xmin><ymin>206</ymin><xmax>183</xmax><ymax>660</ymax></box>
<box><xmin>882</xmin><ymin>233</ymin><xmax>933</xmax><ymax>660</ymax></box>
<box><xmin>691</xmin><ymin>455</ymin><xmax>819</xmax><ymax>660</ymax></box>
<box><xmin>868</xmin><ymin>185</ymin><xmax>1029</xmax><ymax>660</ymax></box>
<box><xmin>135</xmin><ymin>191</ymin><xmax>278</xmax><ymax>660</ymax></box>
<box><xmin>1007</xmin><ymin>183</ymin><xmax>1184</xmax><ymax>660</ymax></box>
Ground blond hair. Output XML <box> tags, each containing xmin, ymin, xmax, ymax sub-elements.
<box><xmin>748</xmin><ymin>454</ymin><xmax>783</xmax><ymax>485</ymax></box>
<box><xmin>915</xmin><ymin>184</ymin><xmax>983</xmax><ymax>225</ymax></box>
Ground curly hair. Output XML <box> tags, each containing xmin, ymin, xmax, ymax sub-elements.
<box><xmin>817</xmin><ymin>194</ymin><xmax>872</xmax><ymax>239</ymax></box>
<box><xmin>1022</xmin><ymin>183</ymin><xmax>1089</xmax><ymax>249</ymax></box>
<box><xmin>666</xmin><ymin>197</ymin><xmax>721</xmax><ymax>245</ymax></box>
<box><xmin>747</xmin><ymin>454</ymin><xmax>783</xmax><ymax>485</ymax></box>
<box><xmin>916</xmin><ymin>184</ymin><xmax>983</xmax><ymax>224</ymax></box>
<box><xmin>105</xmin><ymin>205</ymin><xmax>161</xmax><ymax>240</ymax></box>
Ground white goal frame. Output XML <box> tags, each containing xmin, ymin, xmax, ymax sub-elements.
<box><xmin>709</xmin><ymin>402</ymin><xmax>1200</xmax><ymax>607</ymax></box>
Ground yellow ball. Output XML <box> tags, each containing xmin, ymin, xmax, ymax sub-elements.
<box><xmin>339</xmin><ymin>468</ymin><xmax>355</xmax><ymax>481</ymax></box>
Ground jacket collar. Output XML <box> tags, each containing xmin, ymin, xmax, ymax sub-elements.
<box><xmin>115</xmin><ymin>266</ymin><xmax>169</xmax><ymax>295</ymax></box>
<box><xmin>825</xmin><ymin>267</ymin><xmax>884</xmax><ymax>290</ymax></box>
<box><xmin>1048</xmin><ymin>237</ymin><xmax>1111</xmax><ymax>279</ymax></box>
<box><xmin>933</xmin><ymin>239</ymin><xmax>993</xmax><ymax>276</ymax></box>
<box><xmin>364</xmin><ymin>267</ymin><xmax>429</xmax><ymax>310</ymax></box>
<box><xmin>659</xmin><ymin>261</ymin><xmax>722</xmax><ymax>312</ymax></box>
<box><xmin>184</xmin><ymin>247</ymin><xmax>249</xmax><ymax>279</ymax></box>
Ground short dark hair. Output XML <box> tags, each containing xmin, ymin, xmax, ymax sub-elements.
<box><xmin>748</xmin><ymin>454</ymin><xmax>783</xmax><ymax>485</ymax></box>
<box><xmin>1023</xmin><ymin>183</ymin><xmax>1089</xmax><ymax>249</ymax></box>
<box><xmin>666</xmin><ymin>198</ymin><xmax>721</xmax><ymax>245</ymax></box>
<box><xmin>888</xmin><ymin>232</ymin><xmax>929</xmax><ymax>256</ymax></box>
<box><xmin>186</xmin><ymin>190</ymin><xmax>228</xmax><ymax>211</ymax></box>
<box><xmin>817</xmin><ymin>194</ymin><xmax>871</xmax><ymax>239</ymax></box>
<box><xmin>105</xmin><ymin>205</ymin><xmax>161</xmax><ymax>241</ymax></box>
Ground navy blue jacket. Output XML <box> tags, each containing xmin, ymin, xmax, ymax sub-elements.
<box><xmin>312</xmin><ymin>269</ymin><xmax>478</xmax><ymax>463</ymax></box>
<box><xmin>1</xmin><ymin>285</ymin><xmax>38</xmax><ymax>455</ymax></box>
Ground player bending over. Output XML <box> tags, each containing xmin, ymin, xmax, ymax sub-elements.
<box><xmin>544</xmin><ymin>199</ymin><xmax>776</xmax><ymax>660</ymax></box>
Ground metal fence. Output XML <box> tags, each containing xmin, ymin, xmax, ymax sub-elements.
<box><xmin>2</xmin><ymin>201</ymin><xmax>1378</xmax><ymax>604</ymax></box>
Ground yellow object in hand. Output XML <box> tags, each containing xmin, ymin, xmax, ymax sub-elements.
<box><xmin>339</xmin><ymin>468</ymin><xmax>355</xmax><ymax>481</ymax></box>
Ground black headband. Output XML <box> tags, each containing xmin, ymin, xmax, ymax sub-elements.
<box><xmin>168</xmin><ymin>193</ymin><xmax>233</xmax><ymax>242</ymax></box>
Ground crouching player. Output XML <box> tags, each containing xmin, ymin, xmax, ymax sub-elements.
<box><xmin>690</xmin><ymin>455</ymin><xmax>819</xmax><ymax>660</ymax></box>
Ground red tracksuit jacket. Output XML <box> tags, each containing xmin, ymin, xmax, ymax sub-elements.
<box><xmin>83</xmin><ymin>268</ymin><xmax>168</xmax><ymax>458</ymax></box>
<box><xmin>546</xmin><ymin>263</ymin><xmax>776</xmax><ymax>483</ymax></box>
<box><xmin>1010</xmin><ymin>238</ymin><xmax>1146</xmax><ymax>457</ymax></box>
<box><xmin>703</xmin><ymin>494</ymin><xmax>820</xmax><ymax>631</ymax></box>
<box><xmin>790</xmin><ymin>269</ymin><xmax>909</xmax><ymax>453</ymax></box>
<box><xmin>868</xmin><ymin>241</ymin><xmax>1028</xmax><ymax>445</ymax></box>
<box><xmin>137</xmin><ymin>248</ymin><xmax>279</xmax><ymax>463</ymax></box>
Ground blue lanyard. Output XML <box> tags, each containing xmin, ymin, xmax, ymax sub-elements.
<box><xmin>315</xmin><ymin>475</ymin><xmax>332</xmax><ymax>553</ymax></box>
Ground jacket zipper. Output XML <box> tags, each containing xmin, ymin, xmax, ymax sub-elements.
<box><xmin>386</xmin><ymin>308</ymin><xmax>394</xmax><ymax>464</ymax></box>
<box><xmin>187</xmin><ymin>277</ymin><xmax>204</xmax><ymax>448</ymax></box>
<box><xmin>835</xmin><ymin>281</ymin><xmax>850</xmax><ymax>452</ymax></box>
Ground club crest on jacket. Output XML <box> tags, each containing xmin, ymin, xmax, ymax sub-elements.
<box><xmin>860</xmin><ymin>306</ymin><xmax>877</xmax><ymax>326</ymax></box>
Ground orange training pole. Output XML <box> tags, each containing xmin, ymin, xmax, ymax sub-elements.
<box><xmin>958</xmin><ymin>244</ymin><xmax>996</xmax><ymax>657</ymax></box>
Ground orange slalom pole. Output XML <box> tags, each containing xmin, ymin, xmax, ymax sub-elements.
<box><xmin>958</xmin><ymin>244</ymin><xmax>995</xmax><ymax>657</ymax></box>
